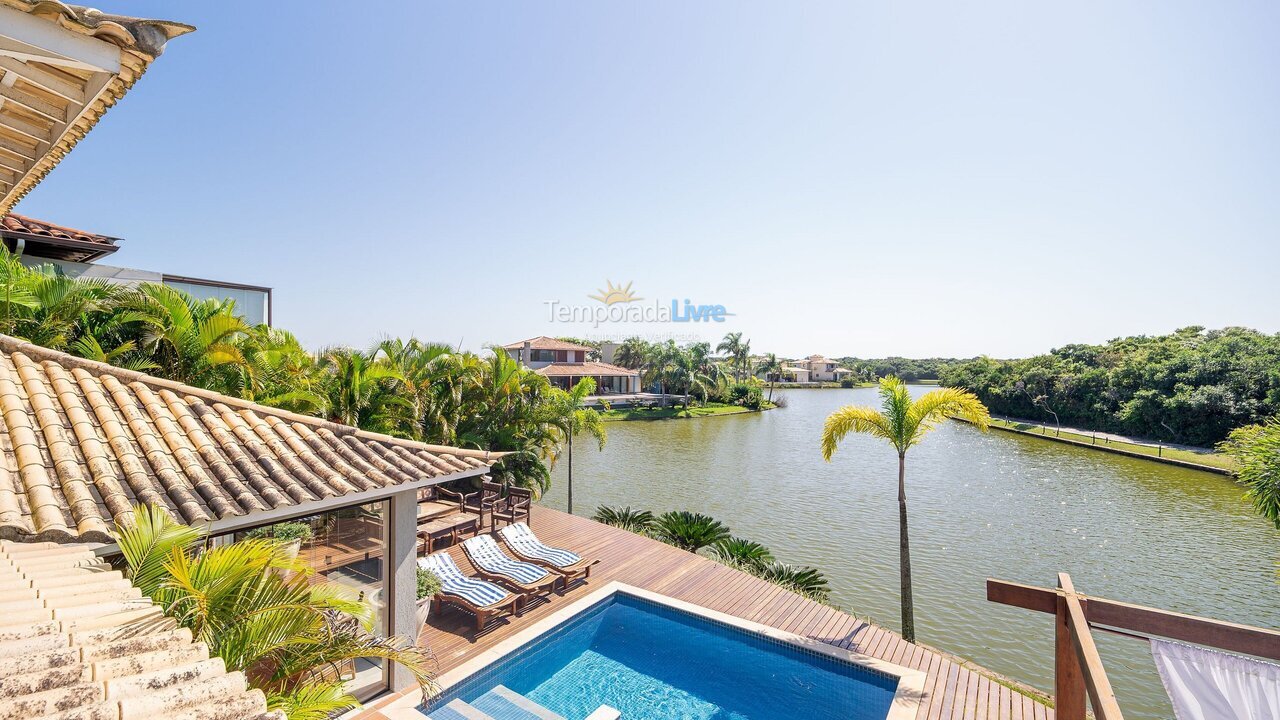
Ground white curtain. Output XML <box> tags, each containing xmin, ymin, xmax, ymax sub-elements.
<box><xmin>1151</xmin><ymin>638</ymin><xmax>1280</xmax><ymax>720</ymax></box>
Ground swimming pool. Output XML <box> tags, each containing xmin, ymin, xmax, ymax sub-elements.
<box><xmin>417</xmin><ymin>583</ymin><xmax>924</xmax><ymax>720</ymax></box>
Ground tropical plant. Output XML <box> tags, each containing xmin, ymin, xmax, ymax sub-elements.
<box><xmin>245</xmin><ymin>520</ymin><xmax>314</xmax><ymax>543</ymax></box>
<box><xmin>614</xmin><ymin>337</ymin><xmax>650</xmax><ymax>371</ymax></box>
<box><xmin>554</xmin><ymin>378</ymin><xmax>607</xmax><ymax>514</ymax></box>
<box><xmin>317</xmin><ymin>347</ymin><xmax>408</xmax><ymax>431</ymax></box>
<box><xmin>757</xmin><ymin>352</ymin><xmax>783</xmax><ymax>402</ymax></box>
<box><xmin>115</xmin><ymin>505</ymin><xmax>432</xmax><ymax>720</ymax></box>
<box><xmin>417</xmin><ymin>567</ymin><xmax>443</xmax><ymax>600</ymax></box>
<box><xmin>651</xmin><ymin>511</ymin><xmax>731</xmax><ymax>552</ymax></box>
<box><xmin>820</xmin><ymin>376</ymin><xmax>990</xmax><ymax>642</ymax></box>
<box><xmin>709</xmin><ymin>537</ymin><xmax>774</xmax><ymax>570</ymax></box>
<box><xmin>592</xmin><ymin>506</ymin><xmax>656</xmax><ymax>533</ymax></box>
<box><xmin>716</xmin><ymin>332</ymin><xmax>751</xmax><ymax>382</ymax></box>
<box><xmin>755</xmin><ymin>561</ymin><xmax>830</xmax><ymax>601</ymax></box>
<box><xmin>1219</xmin><ymin>417</ymin><xmax>1280</xmax><ymax>529</ymax></box>
<box><xmin>112</xmin><ymin>283</ymin><xmax>252</xmax><ymax>392</ymax></box>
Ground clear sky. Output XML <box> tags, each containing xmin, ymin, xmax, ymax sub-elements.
<box><xmin>13</xmin><ymin>1</ymin><xmax>1279</xmax><ymax>358</ymax></box>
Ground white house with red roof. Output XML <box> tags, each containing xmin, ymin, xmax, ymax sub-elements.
<box><xmin>502</xmin><ymin>337</ymin><xmax>640</xmax><ymax>394</ymax></box>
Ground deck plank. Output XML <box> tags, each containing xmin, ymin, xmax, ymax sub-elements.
<box><xmin>414</xmin><ymin>508</ymin><xmax>1053</xmax><ymax>720</ymax></box>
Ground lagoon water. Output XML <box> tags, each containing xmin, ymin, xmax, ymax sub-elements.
<box><xmin>542</xmin><ymin>386</ymin><xmax>1280</xmax><ymax>719</ymax></box>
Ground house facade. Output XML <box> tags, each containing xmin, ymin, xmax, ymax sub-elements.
<box><xmin>503</xmin><ymin>336</ymin><xmax>640</xmax><ymax>394</ymax></box>
<box><xmin>2</xmin><ymin>213</ymin><xmax>273</xmax><ymax>326</ymax></box>
<box><xmin>794</xmin><ymin>354</ymin><xmax>852</xmax><ymax>382</ymax></box>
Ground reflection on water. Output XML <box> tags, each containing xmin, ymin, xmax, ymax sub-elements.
<box><xmin>541</xmin><ymin>387</ymin><xmax>1280</xmax><ymax>719</ymax></box>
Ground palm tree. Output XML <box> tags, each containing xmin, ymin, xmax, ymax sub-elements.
<box><xmin>115</xmin><ymin>505</ymin><xmax>432</xmax><ymax>720</ymax></box>
<box><xmin>1219</xmin><ymin>417</ymin><xmax>1280</xmax><ymax>529</ymax></box>
<box><xmin>555</xmin><ymin>377</ymin><xmax>607</xmax><ymax>514</ymax></box>
<box><xmin>820</xmin><ymin>376</ymin><xmax>990</xmax><ymax>642</ymax></box>
<box><xmin>614</xmin><ymin>337</ymin><xmax>651</xmax><ymax>371</ymax></box>
<box><xmin>716</xmin><ymin>332</ymin><xmax>751</xmax><ymax>382</ymax></box>
<box><xmin>652</xmin><ymin>511</ymin><xmax>731</xmax><ymax>552</ymax></box>
<box><xmin>644</xmin><ymin>340</ymin><xmax>677</xmax><ymax>406</ymax></box>
<box><xmin>592</xmin><ymin>506</ymin><xmax>656</xmax><ymax>533</ymax></box>
<box><xmin>318</xmin><ymin>347</ymin><xmax>408</xmax><ymax>431</ymax></box>
<box><xmin>668</xmin><ymin>346</ymin><xmax>715</xmax><ymax>409</ymax></box>
<box><xmin>113</xmin><ymin>283</ymin><xmax>252</xmax><ymax>391</ymax></box>
<box><xmin>757</xmin><ymin>352</ymin><xmax>783</xmax><ymax>402</ymax></box>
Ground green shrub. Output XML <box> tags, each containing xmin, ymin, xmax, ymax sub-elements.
<box><xmin>652</xmin><ymin>511</ymin><xmax>731</xmax><ymax>552</ymax></box>
<box><xmin>592</xmin><ymin>506</ymin><xmax>655</xmax><ymax>534</ymax></box>
<box><xmin>245</xmin><ymin>521</ymin><xmax>313</xmax><ymax>543</ymax></box>
<box><xmin>416</xmin><ymin>567</ymin><xmax>443</xmax><ymax>600</ymax></box>
<box><xmin>840</xmin><ymin>378</ymin><xmax>857</xmax><ymax>388</ymax></box>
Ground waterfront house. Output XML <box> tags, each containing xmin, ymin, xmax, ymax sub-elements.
<box><xmin>503</xmin><ymin>337</ymin><xmax>640</xmax><ymax>394</ymax></box>
<box><xmin>0</xmin><ymin>334</ymin><xmax>499</xmax><ymax>709</ymax></box>
<box><xmin>2</xmin><ymin>214</ymin><xmax>273</xmax><ymax>325</ymax></box>
<box><xmin>794</xmin><ymin>354</ymin><xmax>852</xmax><ymax>382</ymax></box>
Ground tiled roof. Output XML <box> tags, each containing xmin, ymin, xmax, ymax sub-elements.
<box><xmin>501</xmin><ymin>337</ymin><xmax>594</xmax><ymax>352</ymax></box>
<box><xmin>535</xmin><ymin>361</ymin><xmax>638</xmax><ymax>378</ymax></box>
<box><xmin>1</xmin><ymin>213</ymin><xmax>120</xmax><ymax>247</ymax></box>
<box><xmin>0</xmin><ymin>335</ymin><xmax>498</xmax><ymax>544</ymax></box>
<box><xmin>0</xmin><ymin>539</ymin><xmax>283</xmax><ymax>720</ymax></box>
<box><xmin>0</xmin><ymin>2</ymin><xmax>193</xmax><ymax>214</ymax></box>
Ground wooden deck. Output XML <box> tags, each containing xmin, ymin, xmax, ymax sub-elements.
<box><xmin>408</xmin><ymin>508</ymin><xmax>1054</xmax><ymax>720</ymax></box>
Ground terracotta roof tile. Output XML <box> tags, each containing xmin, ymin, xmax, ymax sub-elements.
<box><xmin>0</xmin><ymin>335</ymin><xmax>499</xmax><ymax>543</ymax></box>
<box><xmin>0</xmin><ymin>539</ymin><xmax>284</xmax><ymax>720</ymax></box>
<box><xmin>0</xmin><ymin>213</ymin><xmax>119</xmax><ymax>247</ymax></box>
<box><xmin>501</xmin><ymin>337</ymin><xmax>594</xmax><ymax>352</ymax></box>
<box><xmin>535</xmin><ymin>361</ymin><xmax>639</xmax><ymax>378</ymax></box>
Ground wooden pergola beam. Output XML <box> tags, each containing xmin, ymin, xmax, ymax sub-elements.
<box><xmin>0</xmin><ymin>57</ymin><xmax>84</xmax><ymax>103</ymax></box>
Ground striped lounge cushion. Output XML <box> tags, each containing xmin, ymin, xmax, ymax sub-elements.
<box><xmin>500</xmin><ymin>523</ymin><xmax>581</xmax><ymax>568</ymax></box>
<box><xmin>464</xmin><ymin>535</ymin><xmax>550</xmax><ymax>584</ymax></box>
<box><xmin>420</xmin><ymin>554</ymin><xmax>508</xmax><ymax>607</ymax></box>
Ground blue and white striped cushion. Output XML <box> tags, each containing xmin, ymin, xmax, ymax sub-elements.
<box><xmin>500</xmin><ymin>524</ymin><xmax>581</xmax><ymax>568</ymax></box>
<box><xmin>464</xmin><ymin>535</ymin><xmax>550</xmax><ymax>584</ymax></box>
<box><xmin>420</xmin><ymin>554</ymin><xmax>508</xmax><ymax>607</ymax></box>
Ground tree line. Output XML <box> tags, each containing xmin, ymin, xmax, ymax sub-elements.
<box><xmin>938</xmin><ymin>326</ymin><xmax>1280</xmax><ymax>447</ymax></box>
<box><xmin>0</xmin><ymin>249</ymin><xmax>596</xmax><ymax>491</ymax></box>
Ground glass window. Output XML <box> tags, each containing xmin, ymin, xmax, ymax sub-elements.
<box><xmin>532</xmin><ymin>349</ymin><xmax>556</xmax><ymax>362</ymax></box>
<box><xmin>221</xmin><ymin>501</ymin><xmax>389</xmax><ymax>699</ymax></box>
<box><xmin>164</xmin><ymin>279</ymin><xmax>270</xmax><ymax>326</ymax></box>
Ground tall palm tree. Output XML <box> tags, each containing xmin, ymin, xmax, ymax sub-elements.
<box><xmin>644</xmin><ymin>340</ymin><xmax>677</xmax><ymax>406</ymax></box>
<box><xmin>318</xmin><ymin>347</ymin><xmax>407</xmax><ymax>431</ymax></box>
<box><xmin>757</xmin><ymin>352</ymin><xmax>783</xmax><ymax>402</ymax></box>
<box><xmin>555</xmin><ymin>378</ymin><xmax>607</xmax><ymax>514</ymax></box>
<box><xmin>115</xmin><ymin>505</ymin><xmax>432</xmax><ymax>720</ymax></box>
<box><xmin>820</xmin><ymin>376</ymin><xmax>990</xmax><ymax>642</ymax></box>
<box><xmin>668</xmin><ymin>345</ymin><xmax>715</xmax><ymax>409</ymax></box>
<box><xmin>716</xmin><ymin>332</ymin><xmax>749</xmax><ymax>382</ymax></box>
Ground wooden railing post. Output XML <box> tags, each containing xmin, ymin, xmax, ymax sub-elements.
<box><xmin>1056</xmin><ymin>573</ymin><xmax>1087</xmax><ymax>720</ymax></box>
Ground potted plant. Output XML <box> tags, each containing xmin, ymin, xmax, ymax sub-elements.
<box><xmin>245</xmin><ymin>521</ymin><xmax>313</xmax><ymax>562</ymax></box>
<box><xmin>416</xmin><ymin>566</ymin><xmax>443</xmax><ymax>636</ymax></box>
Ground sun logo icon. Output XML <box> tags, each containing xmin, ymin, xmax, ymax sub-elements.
<box><xmin>589</xmin><ymin>280</ymin><xmax>642</xmax><ymax>305</ymax></box>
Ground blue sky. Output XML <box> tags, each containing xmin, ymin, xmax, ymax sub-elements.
<box><xmin>14</xmin><ymin>1</ymin><xmax>1279</xmax><ymax>358</ymax></box>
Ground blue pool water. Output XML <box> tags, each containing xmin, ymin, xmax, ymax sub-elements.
<box><xmin>423</xmin><ymin>593</ymin><xmax>899</xmax><ymax>720</ymax></box>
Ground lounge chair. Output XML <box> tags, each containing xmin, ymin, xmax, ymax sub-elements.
<box><xmin>419</xmin><ymin>552</ymin><xmax>522</xmax><ymax>631</ymax></box>
<box><xmin>498</xmin><ymin>522</ymin><xmax>598</xmax><ymax>586</ymax></box>
<box><xmin>462</xmin><ymin>534</ymin><xmax>563</xmax><ymax>598</ymax></box>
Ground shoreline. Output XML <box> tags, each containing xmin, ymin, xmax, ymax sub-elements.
<box><xmin>953</xmin><ymin>416</ymin><xmax>1235</xmax><ymax>475</ymax></box>
<box><xmin>600</xmin><ymin>402</ymin><xmax>776</xmax><ymax>422</ymax></box>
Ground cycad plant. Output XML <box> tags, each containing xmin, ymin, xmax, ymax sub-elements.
<box><xmin>709</xmin><ymin>536</ymin><xmax>774</xmax><ymax>570</ymax></box>
<box><xmin>592</xmin><ymin>506</ymin><xmax>655</xmax><ymax>534</ymax></box>
<box><xmin>651</xmin><ymin>511</ymin><xmax>731</xmax><ymax>552</ymax></box>
<box><xmin>821</xmin><ymin>376</ymin><xmax>990</xmax><ymax>642</ymax></box>
<box><xmin>755</xmin><ymin>561</ymin><xmax>830</xmax><ymax>601</ymax></box>
<box><xmin>115</xmin><ymin>505</ymin><xmax>432</xmax><ymax>720</ymax></box>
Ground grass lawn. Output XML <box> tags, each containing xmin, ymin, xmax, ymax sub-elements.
<box><xmin>600</xmin><ymin>402</ymin><xmax>771</xmax><ymax>421</ymax></box>
<box><xmin>988</xmin><ymin>418</ymin><xmax>1238</xmax><ymax>472</ymax></box>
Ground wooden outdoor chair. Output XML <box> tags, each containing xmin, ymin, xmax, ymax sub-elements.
<box><xmin>462</xmin><ymin>479</ymin><xmax>504</xmax><ymax>529</ymax></box>
<box><xmin>461</xmin><ymin>534</ymin><xmax>562</xmax><ymax>600</ymax></box>
<box><xmin>498</xmin><ymin>522</ymin><xmax>597</xmax><ymax>588</ymax></box>
<box><xmin>491</xmin><ymin>486</ymin><xmax>532</xmax><ymax>529</ymax></box>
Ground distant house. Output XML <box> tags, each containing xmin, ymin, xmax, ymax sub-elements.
<box><xmin>1</xmin><ymin>214</ymin><xmax>272</xmax><ymax>326</ymax></box>
<box><xmin>794</xmin><ymin>354</ymin><xmax>853</xmax><ymax>383</ymax></box>
<box><xmin>503</xmin><ymin>336</ymin><xmax>640</xmax><ymax>394</ymax></box>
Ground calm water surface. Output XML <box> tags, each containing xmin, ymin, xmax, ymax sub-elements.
<box><xmin>541</xmin><ymin>387</ymin><xmax>1280</xmax><ymax>719</ymax></box>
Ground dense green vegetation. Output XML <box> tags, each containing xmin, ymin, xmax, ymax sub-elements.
<box><xmin>592</xmin><ymin>505</ymin><xmax>830</xmax><ymax>600</ymax></box>
<box><xmin>614</xmin><ymin>336</ymin><xmax>770</xmax><ymax>410</ymax></box>
<box><xmin>840</xmin><ymin>357</ymin><xmax>969</xmax><ymax>382</ymax></box>
<box><xmin>939</xmin><ymin>327</ymin><xmax>1280</xmax><ymax>446</ymax></box>
<box><xmin>1219</xmin><ymin>419</ymin><xmax>1280</xmax><ymax>530</ymax></box>
<box><xmin>0</xmin><ymin>250</ymin><xmax>586</xmax><ymax>493</ymax></box>
<box><xmin>822</xmin><ymin>377</ymin><xmax>991</xmax><ymax>643</ymax></box>
<box><xmin>117</xmin><ymin>505</ymin><xmax>429</xmax><ymax>719</ymax></box>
